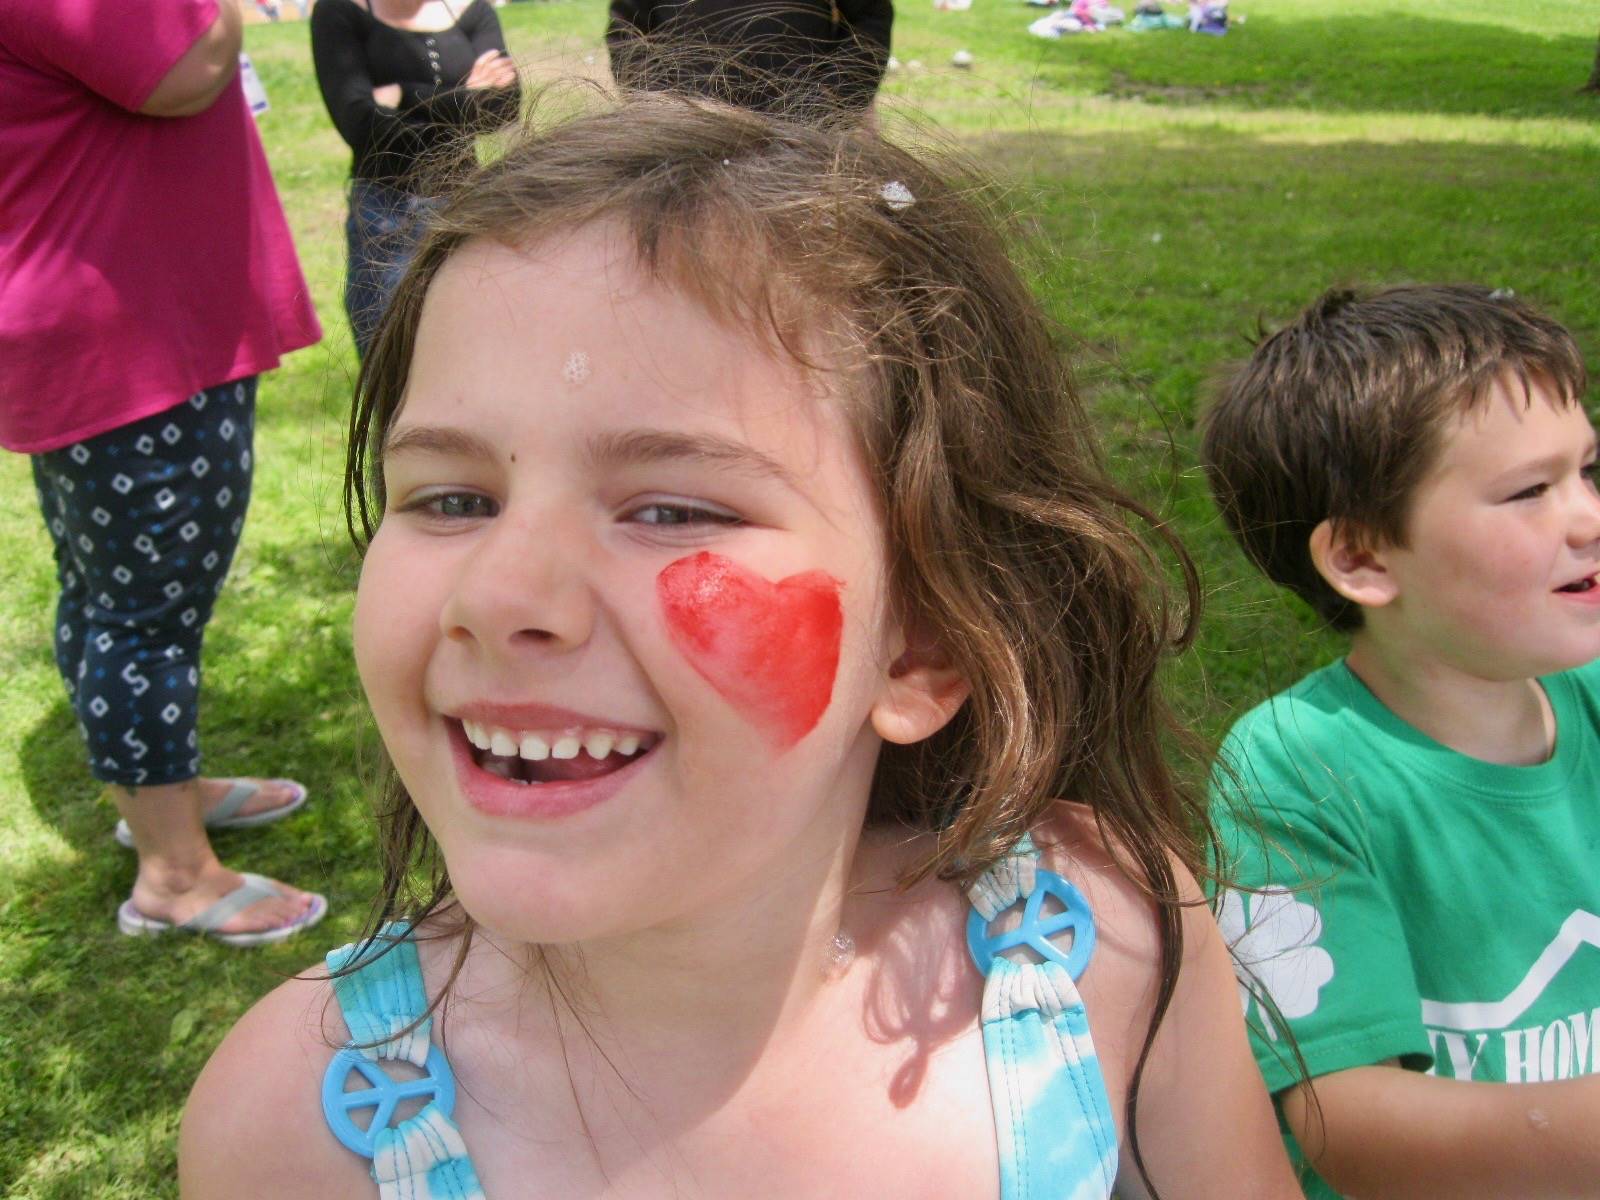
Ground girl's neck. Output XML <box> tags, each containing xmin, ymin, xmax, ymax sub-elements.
<box><xmin>1345</xmin><ymin>629</ymin><xmax>1554</xmax><ymax>766</ymax></box>
<box><xmin>447</xmin><ymin>825</ymin><xmax>911</xmax><ymax>1087</ymax></box>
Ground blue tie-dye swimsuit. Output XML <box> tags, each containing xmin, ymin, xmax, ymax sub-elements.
<box><xmin>321</xmin><ymin>836</ymin><xmax>1117</xmax><ymax>1199</ymax></box>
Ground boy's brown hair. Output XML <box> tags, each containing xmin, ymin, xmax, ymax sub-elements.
<box><xmin>1201</xmin><ymin>284</ymin><xmax>1588</xmax><ymax>630</ymax></box>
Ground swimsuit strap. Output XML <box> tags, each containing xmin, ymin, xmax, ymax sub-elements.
<box><xmin>966</xmin><ymin>834</ymin><xmax>1119</xmax><ymax>1200</ymax></box>
<box><xmin>323</xmin><ymin>922</ymin><xmax>487</xmax><ymax>1200</ymax></box>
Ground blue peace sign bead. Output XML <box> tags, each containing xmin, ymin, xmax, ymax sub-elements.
<box><xmin>321</xmin><ymin>1042</ymin><xmax>458</xmax><ymax>1159</ymax></box>
<box><xmin>967</xmin><ymin>868</ymin><xmax>1097</xmax><ymax>981</ymax></box>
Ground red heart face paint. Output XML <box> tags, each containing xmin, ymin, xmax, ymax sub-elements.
<box><xmin>657</xmin><ymin>551</ymin><xmax>844</xmax><ymax>750</ymax></box>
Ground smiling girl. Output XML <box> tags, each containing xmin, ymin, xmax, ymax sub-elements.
<box><xmin>180</xmin><ymin>98</ymin><xmax>1298</xmax><ymax>1199</ymax></box>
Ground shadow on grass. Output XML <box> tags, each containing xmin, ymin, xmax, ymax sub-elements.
<box><xmin>1038</xmin><ymin>15</ymin><xmax>1598</xmax><ymax>121</ymax></box>
<box><xmin>2</xmin><ymin>567</ymin><xmax>377</xmax><ymax>1199</ymax></box>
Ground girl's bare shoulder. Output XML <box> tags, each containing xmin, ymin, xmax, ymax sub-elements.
<box><xmin>1030</xmin><ymin>805</ymin><xmax>1223</xmax><ymax>1079</ymax></box>
<box><xmin>1035</xmin><ymin>803</ymin><xmax>1174</xmax><ymax>946</ymax></box>
<box><xmin>179</xmin><ymin>967</ymin><xmax>372</xmax><ymax>1197</ymax></box>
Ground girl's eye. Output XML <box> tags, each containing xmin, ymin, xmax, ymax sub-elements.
<box><xmin>438</xmin><ymin>493</ymin><xmax>497</xmax><ymax>519</ymax></box>
<box><xmin>401</xmin><ymin>491</ymin><xmax>499</xmax><ymax>520</ymax></box>
<box><xmin>628</xmin><ymin>502</ymin><xmax>742</xmax><ymax>528</ymax></box>
<box><xmin>1507</xmin><ymin>482</ymin><xmax>1549</xmax><ymax>502</ymax></box>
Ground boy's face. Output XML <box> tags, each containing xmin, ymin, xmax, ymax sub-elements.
<box><xmin>1375</xmin><ymin>375</ymin><xmax>1600</xmax><ymax>681</ymax></box>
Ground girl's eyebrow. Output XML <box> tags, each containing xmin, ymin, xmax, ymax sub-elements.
<box><xmin>586</xmin><ymin>428</ymin><xmax>801</xmax><ymax>490</ymax></box>
<box><xmin>380</xmin><ymin>424</ymin><xmax>803</xmax><ymax>491</ymax></box>
<box><xmin>381</xmin><ymin>425</ymin><xmax>498</xmax><ymax>462</ymax></box>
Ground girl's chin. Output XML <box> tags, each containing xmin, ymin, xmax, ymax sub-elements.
<box><xmin>448</xmin><ymin>874</ymin><xmax>665</xmax><ymax>949</ymax></box>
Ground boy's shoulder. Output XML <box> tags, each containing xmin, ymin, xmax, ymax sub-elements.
<box><xmin>1208</xmin><ymin>658</ymin><xmax>1446</xmax><ymax>848</ymax></box>
<box><xmin>1548</xmin><ymin>654</ymin><xmax>1600</xmax><ymax>736</ymax></box>
<box><xmin>179</xmin><ymin>965</ymin><xmax>372</xmax><ymax>1197</ymax></box>
<box><xmin>1216</xmin><ymin>658</ymin><xmax>1374</xmax><ymax>778</ymax></box>
<box><xmin>1219</xmin><ymin>654</ymin><xmax>1600</xmax><ymax>790</ymax></box>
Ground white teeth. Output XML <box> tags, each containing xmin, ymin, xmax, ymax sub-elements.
<box><xmin>482</xmin><ymin>756</ymin><xmax>517</xmax><ymax>779</ymax></box>
<box><xmin>462</xmin><ymin>718</ymin><xmax>650</xmax><ymax>761</ymax></box>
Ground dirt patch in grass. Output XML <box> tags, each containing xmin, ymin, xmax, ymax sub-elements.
<box><xmin>1104</xmin><ymin>70</ymin><xmax>1272</xmax><ymax>104</ymax></box>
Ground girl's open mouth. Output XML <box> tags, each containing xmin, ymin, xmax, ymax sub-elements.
<box><xmin>460</xmin><ymin>719</ymin><xmax>661</xmax><ymax>785</ymax></box>
<box><xmin>1555</xmin><ymin>574</ymin><xmax>1598</xmax><ymax>594</ymax></box>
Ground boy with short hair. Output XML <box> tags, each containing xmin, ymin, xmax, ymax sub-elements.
<box><xmin>1201</xmin><ymin>284</ymin><xmax>1600</xmax><ymax>1199</ymax></box>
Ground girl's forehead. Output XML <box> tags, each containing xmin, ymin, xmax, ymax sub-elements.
<box><xmin>418</xmin><ymin>232</ymin><xmax>854</xmax><ymax>421</ymax></box>
<box><xmin>405</xmin><ymin>233</ymin><xmax>864</xmax><ymax>472</ymax></box>
<box><xmin>433</xmin><ymin>233</ymin><xmax>757</xmax><ymax>362</ymax></box>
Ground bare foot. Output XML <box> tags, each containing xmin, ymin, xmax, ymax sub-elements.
<box><xmin>196</xmin><ymin>776</ymin><xmax>304</xmax><ymax>823</ymax></box>
<box><xmin>129</xmin><ymin>861</ymin><xmax>320</xmax><ymax>935</ymax></box>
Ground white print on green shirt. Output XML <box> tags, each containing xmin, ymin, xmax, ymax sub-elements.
<box><xmin>1424</xmin><ymin>910</ymin><xmax>1600</xmax><ymax>1082</ymax></box>
<box><xmin>1218</xmin><ymin>887</ymin><xmax>1335</xmax><ymax>1043</ymax></box>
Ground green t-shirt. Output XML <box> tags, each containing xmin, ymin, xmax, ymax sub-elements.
<box><xmin>1212</xmin><ymin>659</ymin><xmax>1600</xmax><ymax>1199</ymax></box>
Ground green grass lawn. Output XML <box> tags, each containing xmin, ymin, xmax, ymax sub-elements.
<box><xmin>1</xmin><ymin>1</ymin><xmax>1595</xmax><ymax>1192</ymax></box>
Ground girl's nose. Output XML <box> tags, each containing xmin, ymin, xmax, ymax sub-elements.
<box><xmin>439</xmin><ymin>510</ymin><xmax>595</xmax><ymax>654</ymax></box>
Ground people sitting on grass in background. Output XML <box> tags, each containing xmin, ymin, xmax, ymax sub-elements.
<box><xmin>1069</xmin><ymin>0</ymin><xmax>1124</xmax><ymax>30</ymax></box>
<box><xmin>1128</xmin><ymin>0</ymin><xmax>1185</xmax><ymax>30</ymax></box>
<box><xmin>179</xmin><ymin>96</ymin><xmax>1301</xmax><ymax>1199</ymax></box>
<box><xmin>1201</xmin><ymin>284</ymin><xmax>1600</xmax><ymax>1199</ymax></box>
<box><xmin>1187</xmin><ymin>0</ymin><xmax>1226</xmax><ymax>34</ymax></box>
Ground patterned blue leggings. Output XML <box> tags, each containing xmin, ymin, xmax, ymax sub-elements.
<box><xmin>30</xmin><ymin>379</ymin><xmax>257</xmax><ymax>787</ymax></box>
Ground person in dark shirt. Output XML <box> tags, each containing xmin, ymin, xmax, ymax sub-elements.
<box><xmin>311</xmin><ymin>0</ymin><xmax>520</xmax><ymax>357</ymax></box>
<box><xmin>607</xmin><ymin>0</ymin><xmax>892</xmax><ymax>119</ymax></box>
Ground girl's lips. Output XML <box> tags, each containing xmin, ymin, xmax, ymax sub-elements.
<box><xmin>449</xmin><ymin>721</ymin><xmax>655</xmax><ymax>819</ymax></box>
<box><xmin>1554</xmin><ymin>576</ymin><xmax>1600</xmax><ymax>606</ymax></box>
<box><xmin>1555</xmin><ymin>570</ymin><xmax>1600</xmax><ymax>592</ymax></box>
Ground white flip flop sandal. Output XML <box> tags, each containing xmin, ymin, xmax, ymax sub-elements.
<box><xmin>114</xmin><ymin>778</ymin><xmax>309</xmax><ymax>848</ymax></box>
<box><xmin>116</xmin><ymin>873</ymin><xmax>328</xmax><ymax>947</ymax></box>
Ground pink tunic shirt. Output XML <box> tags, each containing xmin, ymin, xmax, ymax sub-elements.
<box><xmin>0</xmin><ymin>0</ymin><xmax>321</xmax><ymax>453</ymax></box>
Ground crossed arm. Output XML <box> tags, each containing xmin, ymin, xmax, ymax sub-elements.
<box><xmin>310</xmin><ymin>0</ymin><xmax>517</xmax><ymax>169</ymax></box>
<box><xmin>140</xmin><ymin>0</ymin><xmax>243</xmax><ymax>117</ymax></box>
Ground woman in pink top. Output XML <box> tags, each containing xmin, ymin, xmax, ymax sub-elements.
<box><xmin>0</xmin><ymin>0</ymin><xmax>328</xmax><ymax>945</ymax></box>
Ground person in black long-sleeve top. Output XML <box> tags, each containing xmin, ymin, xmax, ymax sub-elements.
<box><xmin>311</xmin><ymin>0</ymin><xmax>519</xmax><ymax>357</ymax></box>
<box><xmin>607</xmin><ymin>0</ymin><xmax>892</xmax><ymax>118</ymax></box>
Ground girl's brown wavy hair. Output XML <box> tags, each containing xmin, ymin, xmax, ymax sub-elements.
<box><xmin>344</xmin><ymin>93</ymin><xmax>1211</xmax><ymax>1192</ymax></box>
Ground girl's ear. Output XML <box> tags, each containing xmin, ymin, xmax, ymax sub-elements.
<box><xmin>1309</xmin><ymin>519</ymin><xmax>1400</xmax><ymax>609</ymax></box>
<box><xmin>870</xmin><ymin>626</ymin><xmax>971</xmax><ymax>745</ymax></box>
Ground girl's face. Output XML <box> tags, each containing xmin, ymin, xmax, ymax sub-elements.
<box><xmin>354</xmin><ymin>226</ymin><xmax>907</xmax><ymax>945</ymax></box>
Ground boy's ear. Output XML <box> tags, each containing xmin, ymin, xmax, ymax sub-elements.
<box><xmin>871</xmin><ymin>625</ymin><xmax>970</xmax><ymax>746</ymax></box>
<box><xmin>1309</xmin><ymin>519</ymin><xmax>1400</xmax><ymax>609</ymax></box>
